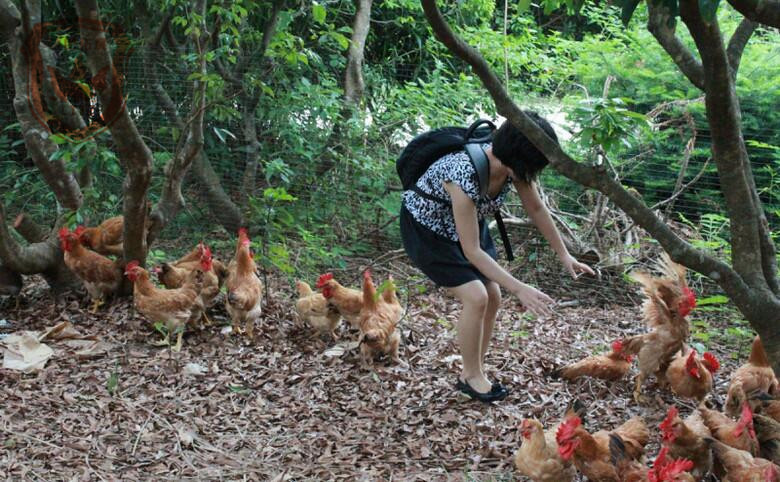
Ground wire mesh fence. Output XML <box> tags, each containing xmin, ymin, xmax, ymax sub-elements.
<box><xmin>0</xmin><ymin>46</ymin><xmax>778</xmax><ymax>309</ymax></box>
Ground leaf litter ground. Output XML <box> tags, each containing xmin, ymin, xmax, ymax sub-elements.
<box><xmin>0</xmin><ymin>275</ymin><xmax>751</xmax><ymax>480</ymax></box>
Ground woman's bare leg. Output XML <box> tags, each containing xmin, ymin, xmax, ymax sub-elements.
<box><xmin>448</xmin><ymin>281</ymin><xmax>491</xmax><ymax>393</ymax></box>
<box><xmin>481</xmin><ymin>281</ymin><xmax>501</xmax><ymax>367</ymax></box>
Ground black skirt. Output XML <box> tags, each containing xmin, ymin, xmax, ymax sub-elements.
<box><xmin>400</xmin><ymin>205</ymin><xmax>497</xmax><ymax>287</ymax></box>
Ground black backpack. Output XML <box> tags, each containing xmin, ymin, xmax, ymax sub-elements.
<box><xmin>397</xmin><ymin>119</ymin><xmax>514</xmax><ymax>261</ymax></box>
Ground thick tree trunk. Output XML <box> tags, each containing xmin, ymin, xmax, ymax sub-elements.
<box><xmin>75</xmin><ymin>0</ymin><xmax>152</xmax><ymax>265</ymax></box>
<box><xmin>344</xmin><ymin>0</ymin><xmax>373</xmax><ymax>105</ymax></box>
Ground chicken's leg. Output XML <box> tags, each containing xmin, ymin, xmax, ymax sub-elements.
<box><xmin>245</xmin><ymin>319</ymin><xmax>254</xmax><ymax>340</ymax></box>
<box><xmin>153</xmin><ymin>332</ymin><xmax>171</xmax><ymax>347</ymax></box>
<box><xmin>172</xmin><ymin>331</ymin><xmax>184</xmax><ymax>352</ymax></box>
<box><xmin>201</xmin><ymin>312</ymin><xmax>212</xmax><ymax>326</ymax></box>
<box><xmin>633</xmin><ymin>373</ymin><xmax>649</xmax><ymax>404</ymax></box>
<box><xmin>90</xmin><ymin>298</ymin><xmax>104</xmax><ymax>313</ymax></box>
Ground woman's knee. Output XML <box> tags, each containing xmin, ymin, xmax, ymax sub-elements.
<box><xmin>485</xmin><ymin>281</ymin><xmax>501</xmax><ymax>307</ymax></box>
<box><xmin>459</xmin><ymin>282</ymin><xmax>489</xmax><ymax>312</ymax></box>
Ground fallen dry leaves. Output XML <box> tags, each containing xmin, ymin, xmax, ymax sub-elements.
<box><xmin>0</xmin><ymin>274</ymin><xmax>750</xmax><ymax>480</ymax></box>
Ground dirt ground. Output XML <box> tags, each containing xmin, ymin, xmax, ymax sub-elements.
<box><xmin>0</xmin><ymin>273</ymin><xmax>752</xmax><ymax>481</ymax></box>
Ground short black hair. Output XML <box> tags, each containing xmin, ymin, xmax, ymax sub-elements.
<box><xmin>492</xmin><ymin>111</ymin><xmax>558</xmax><ymax>183</ymax></box>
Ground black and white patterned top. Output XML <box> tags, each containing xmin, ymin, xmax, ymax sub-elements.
<box><xmin>402</xmin><ymin>148</ymin><xmax>512</xmax><ymax>242</ymax></box>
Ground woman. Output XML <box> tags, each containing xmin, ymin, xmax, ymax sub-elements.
<box><xmin>400</xmin><ymin>112</ymin><xmax>594</xmax><ymax>402</ymax></box>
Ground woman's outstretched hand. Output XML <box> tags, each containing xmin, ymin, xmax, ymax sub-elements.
<box><xmin>512</xmin><ymin>283</ymin><xmax>554</xmax><ymax>317</ymax></box>
<box><xmin>562</xmin><ymin>254</ymin><xmax>595</xmax><ymax>279</ymax></box>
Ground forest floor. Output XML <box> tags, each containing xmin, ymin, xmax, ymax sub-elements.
<box><xmin>0</xmin><ymin>272</ymin><xmax>752</xmax><ymax>481</ymax></box>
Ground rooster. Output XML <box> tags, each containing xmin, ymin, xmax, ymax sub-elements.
<box><xmin>621</xmin><ymin>254</ymin><xmax>697</xmax><ymax>403</ymax></box>
<box><xmin>555</xmin><ymin>340</ymin><xmax>634</xmax><ymax>381</ymax></box>
<box><xmin>665</xmin><ymin>348</ymin><xmax>719</xmax><ymax>401</ymax></box>
<box><xmin>357</xmin><ymin>269</ymin><xmax>401</xmax><ymax>367</ymax></box>
<box><xmin>514</xmin><ymin>401</ymin><xmax>585</xmax><ymax>481</ymax></box>
<box><xmin>699</xmin><ymin>403</ymin><xmax>759</xmax><ymax>455</ymax></box>
<box><xmin>708</xmin><ymin>438</ymin><xmax>780</xmax><ymax>481</ymax></box>
<box><xmin>647</xmin><ymin>447</ymin><xmax>696</xmax><ymax>482</ymax></box>
<box><xmin>726</xmin><ymin>336</ymin><xmax>779</xmax><ymax>417</ymax></box>
<box><xmin>659</xmin><ymin>406</ymin><xmax>713</xmax><ymax>479</ymax></box>
<box><xmin>225</xmin><ymin>228</ymin><xmax>263</xmax><ymax>339</ymax></box>
<box><xmin>59</xmin><ymin>226</ymin><xmax>122</xmax><ymax>313</ymax></box>
<box><xmin>125</xmin><ymin>260</ymin><xmax>204</xmax><ymax>352</ymax></box>
<box><xmin>316</xmin><ymin>273</ymin><xmax>363</xmax><ymax>328</ymax></box>
<box><xmin>295</xmin><ymin>280</ymin><xmax>341</xmax><ymax>339</ymax></box>
<box><xmin>556</xmin><ymin>414</ymin><xmax>649</xmax><ymax>481</ymax></box>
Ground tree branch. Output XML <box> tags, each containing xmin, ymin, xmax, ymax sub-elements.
<box><xmin>726</xmin><ymin>18</ymin><xmax>758</xmax><ymax>80</ymax></box>
<box><xmin>679</xmin><ymin>0</ymin><xmax>767</xmax><ymax>290</ymax></box>
<box><xmin>419</xmin><ymin>0</ymin><xmax>754</xmax><ymax>308</ymax></box>
<box><xmin>147</xmin><ymin>0</ymin><xmax>208</xmax><ymax>243</ymax></box>
<box><xmin>75</xmin><ymin>0</ymin><xmax>153</xmax><ymax>264</ymax></box>
<box><xmin>344</xmin><ymin>0</ymin><xmax>373</xmax><ymax>104</ymax></box>
<box><xmin>726</xmin><ymin>0</ymin><xmax>780</xmax><ymax>28</ymax></box>
<box><xmin>13</xmin><ymin>213</ymin><xmax>47</xmax><ymax>242</ymax></box>
<box><xmin>646</xmin><ymin>2</ymin><xmax>705</xmax><ymax>90</ymax></box>
<box><xmin>0</xmin><ymin>202</ymin><xmax>58</xmax><ymax>274</ymax></box>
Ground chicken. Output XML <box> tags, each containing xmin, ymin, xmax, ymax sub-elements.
<box><xmin>556</xmin><ymin>414</ymin><xmax>649</xmax><ymax>481</ymax></box>
<box><xmin>749</xmin><ymin>390</ymin><xmax>780</xmax><ymax>422</ymax></box>
<box><xmin>59</xmin><ymin>226</ymin><xmax>122</xmax><ymax>313</ymax></box>
<box><xmin>125</xmin><ymin>260</ymin><xmax>204</xmax><ymax>352</ymax></box>
<box><xmin>699</xmin><ymin>403</ymin><xmax>759</xmax><ymax>455</ymax></box>
<box><xmin>659</xmin><ymin>406</ymin><xmax>713</xmax><ymax>480</ymax></box>
<box><xmin>621</xmin><ymin>254</ymin><xmax>697</xmax><ymax>403</ymax></box>
<box><xmin>726</xmin><ymin>336</ymin><xmax>779</xmax><ymax>416</ymax></box>
<box><xmin>295</xmin><ymin>280</ymin><xmax>341</xmax><ymax>339</ymax></box>
<box><xmin>514</xmin><ymin>401</ymin><xmax>585</xmax><ymax>482</ymax></box>
<box><xmin>380</xmin><ymin>275</ymin><xmax>403</xmax><ymax>323</ymax></box>
<box><xmin>158</xmin><ymin>243</ymin><xmax>227</xmax><ymax>290</ymax></box>
<box><xmin>78</xmin><ymin>215</ymin><xmax>124</xmax><ymax>256</ymax></box>
<box><xmin>708</xmin><ymin>438</ymin><xmax>780</xmax><ymax>482</ymax></box>
<box><xmin>753</xmin><ymin>414</ymin><xmax>780</xmax><ymax>465</ymax></box>
<box><xmin>647</xmin><ymin>447</ymin><xmax>696</xmax><ymax>482</ymax></box>
<box><xmin>665</xmin><ymin>348</ymin><xmax>719</xmax><ymax>402</ymax></box>
<box><xmin>555</xmin><ymin>340</ymin><xmax>634</xmax><ymax>381</ymax></box>
<box><xmin>157</xmin><ymin>244</ymin><xmax>223</xmax><ymax>326</ymax></box>
<box><xmin>225</xmin><ymin>228</ymin><xmax>263</xmax><ymax>339</ymax></box>
<box><xmin>0</xmin><ymin>264</ymin><xmax>22</xmax><ymax>309</ymax></box>
<box><xmin>316</xmin><ymin>273</ymin><xmax>363</xmax><ymax>328</ymax></box>
<box><xmin>357</xmin><ymin>269</ymin><xmax>401</xmax><ymax>367</ymax></box>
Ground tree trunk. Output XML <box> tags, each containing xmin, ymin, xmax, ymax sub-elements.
<box><xmin>344</xmin><ymin>0</ymin><xmax>373</xmax><ymax>105</ymax></box>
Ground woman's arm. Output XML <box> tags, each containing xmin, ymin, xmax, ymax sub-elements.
<box><xmin>514</xmin><ymin>179</ymin><xmax>595</xmax><ymax>278</ymax></box>
<box><xmin>444</xmin><ymin>181</ymin><xmax>554</xmax><ymax>316</ymax></box>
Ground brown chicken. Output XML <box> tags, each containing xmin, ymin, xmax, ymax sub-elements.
<box><xmin>699</xmin><ymin>403</ymin><xmax>759</xmax><ymax>455</ymax></box>
<box><xmin>515</xmin><ymin>401</ymin><xmax>586</xmax><ymax>482</ymax></box>
<box><xmin>556</xmin><ymin>414</ymin><xmax>649</xmax><ymax>481</ymax></box>
<box><xmin>125</xmin><ymin>260</ymin><xmax>204</xmax><ymax>352</ymax></box>
<box><xmin>753</xmin><ymin>414</ymin><xmax>780</xmax><ymax>465</ymax></box>
<box><xmin>225</xmin><ymin>228</ymin><xmax>263</xmax><ymax>339</ymax></box>
<box><xmin>78</xmin><ymin>215</ymin><xmax>124</xmax><ymax>256</ymax></box>
<box><xmin>555</xmin><ymin>340</ymin><xmax>634</xmax><ymax>381</ymax></box>
<box><xmin>59</xmin><ymin>226</ymin><xmax>122</xmax><ymax>312</ymax></box>
<box><xmin>708</xmin><ymin>438</ymin><xmax>780</xmax><ymax>481</ymax></box>
<box><xmin>726</xmin><ymin>336</ymin><xmax>779</xmax><ymax>416</ymax></box>
<box><xmin>157</xmin><ymin>244</ymin><xmax>223</xmax><ymax>326</ymax></box>
<box><xmin>749</xmin><ymin>390</ymin><xmax>780</xmax><ymax>422</ymax></box>
<box><xmin>316</xmin><ymin>273</ymin><xmax>363</xmax><ymax>328</ymax></box>
<box><xmin>514</xmin><ymin>418</ymin><xmax>576</xmax><ymax>481</ymax></box>
<box><xmin>621</xmin><ymin>254</ymin><xmax>697</xmax><ymax>403</ymax></box>
<box><xmin>646</xmin><ymin>447</ymin><xmax>696</xmax><ymax>482</ymax></box>
<box><xmin>295</xmin><ymin>280</ymin><xmax>341</xmax><ymax>339</ymax></box>
<box><xmin>659</xmin><ymin>406</ymin><xmax>713</xmax><ymax>479</ymax></box>
<box><xmin>380</xmin><ymin>275</ymin><xmax>403</xmax><ymax>323</ymax></box>
<box><xmin>665</xmin><ymin>348</ymin><xmax>720</xmax><ymax>401</ymax></box>
<box><xmin>357</xmin><ymin>269</ymin><xmax>401</xmax><ymax>367</ymax></box>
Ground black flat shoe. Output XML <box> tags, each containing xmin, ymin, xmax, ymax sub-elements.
<box><xmin>491</xmin><ymin>382</ymin><xmax>508</xmax><ymax>395</ymax></box>
<box><xmin>456</xmin><ymin>379</ymin><xmax>508</xmax><ymax>403</ymax></box>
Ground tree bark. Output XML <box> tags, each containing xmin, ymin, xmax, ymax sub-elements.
<box><xmin>344</xmin><ymin>0</ymin><xmax>373</xmax><ymax>105</ymax></box>
<box><xmin>13</xmin><ymin>213</ymin><xmax>46</xmax><ymax>242</ymax></box>
<box><xmin>726</xmin><ymin>18</ymin><xmax>757</xmax><ymax>79</ymax></box>
<box><xmin>75</xmin><ymin>0</ymin><xmax>153</xmax><ymax>264</ymax></box>
<box><xmin>1</xmin><ymin>0</ymin><xmax>83</xmax><ymax>211</ymax></box>
<box><xmin>646</xmin><ymin>2</ymin><xmax>705</xmax><ymax>91</ymax></box>
<box><xmin>726</xmin><ymin>0</ymin><xmax>780</xmax><ymax>28</ymax></box>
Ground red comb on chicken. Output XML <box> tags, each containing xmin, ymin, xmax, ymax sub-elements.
<box><xmin>703</xmin><ymin>352</ymin><xmax>720</xmax><ymax>373</ymax></box>
<box><xmin>316</xmin><ymin>273</ymin><xmax>334</xmax><ymax>288</ymax></box>
<box><xmin>660</xmin><ymin>406</ymin><xmax>679</xmax><ymax>443</ymax></box>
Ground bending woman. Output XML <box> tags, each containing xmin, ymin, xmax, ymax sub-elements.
<box><xmin>400</xmin><ymin>112</ymin><xmax>594</xmax><ymax>403</ymax></box>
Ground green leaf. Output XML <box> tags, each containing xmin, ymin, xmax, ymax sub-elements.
<box><xmin>620</xmin><ymin>0</ymin><xmax>642</xmax><ymax>26</ymax></box>
<box><xmin>312</xmin><ymin>3</ymin><xmax>326</xmax><ymax>24</ymax></box>
<box><xmin>518</xmin><ymin>0</ymin><xmax>533</xmax><ymax>12</ymax></box>
<box><xmin>696</xmin><ymin>295</ymin><xmax>729</xmax><ymax>306</ymax></box>
<box><xmin>107</xmin><ymin>371</ymin><xmax>119</xmax><ymax>395</ymax></box>
<box><xmin>698</xmin><ymin>0</ymin><xmax>720</xmax><ymax>22</ymax></box>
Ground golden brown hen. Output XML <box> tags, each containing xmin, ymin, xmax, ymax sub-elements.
<box><xmin>225</xmin><ymin>228</ymin><xmax>263</xmax><ymax>339</ymax></box>
<box><xmin>357</xmin><ymin>269</ymin><xmax>401</xmax><ymax>367</ymax></box>
<box><xmin>295</xmin><ymin>280</ymin><xmax>341</xmax><ymax>339</ymax></box>
<box><xmin>79</xmin><ymin>215</ymin><xmax>124</xmax><ymax>256</ymax></box>
<box><xmin>316</xmin><ymin>273</ymin><xmax>363</xmax><ymax>328</ymax></box>
<box><xmin>665</xmin><ymin>348</ymin><xmax>719</xmax><ymax>402</ymax></box>
<box><xmin>556</xmin><ymin>340</ymin><xmax>634</xmax><ymax>382</ymax></box>
<box><xmin>60</xmin><ymin>226</ymin><xmax>122</xmax><ymax>313</ymax></box>
<box><xmin>726</xmin><ymin>336</ymin><xmax>779</xmax><ymax>417</ymax></box>
<box><xmin>659</xmin><ymin>406</ymin><xmax>713</xmax><ymax>480</ymax></box>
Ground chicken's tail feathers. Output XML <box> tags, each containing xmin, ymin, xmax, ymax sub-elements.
<box><xmin>608</xmin><ymin>433</ymin><xmax>628</xmax><ymax>466</ymax></box>
<box><xmin>619</xmin><ymin>335</ymin><xmax>645</xmax><ymax>356</ymax></box>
